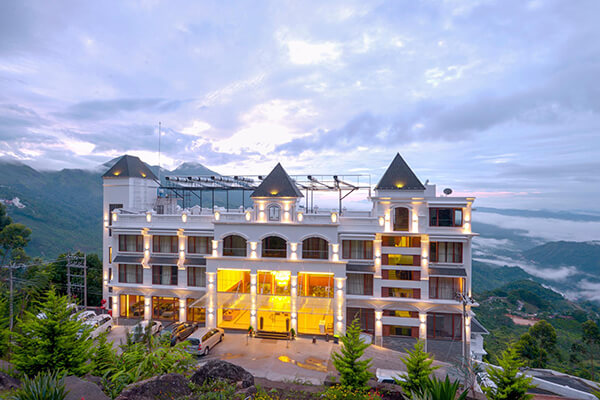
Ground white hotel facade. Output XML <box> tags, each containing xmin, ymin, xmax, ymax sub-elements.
<box><xmin>102</xmin><ymin>153</ymin><xmax>478</xmax><ymax>357</ymax></box>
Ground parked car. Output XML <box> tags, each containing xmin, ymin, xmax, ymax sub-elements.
<box><xmin>184</xmin><ymin>327</ymin><xmax>224</xmax><ymax>356</ymax></box>
<box><xmin>87</xmin><ymin>315</ymin><xmax>113</xmax><ymax>339</ymax></box>
<box><xmin>77</xmin><ymin>310</ymin><xmax>97</xmax><ymax>322</ymax></box>
<box><xmin>476</xmin><ymin>371</ymin><xmax>497</xmax><ymax>389</ymax></box>
<box><xmin>376</xmin><ymin>368</ymin><xmax>407</xmax><ymax>384</ymax></box>
<box><xmin>131</xmin><ymin>320</ymin><xmax>163</xmax><ymax>342</ymax></box>
<box><xmin>162</xmin><ymin>322</ymin><xmax>198</xmax><ymax>345</ymax></box>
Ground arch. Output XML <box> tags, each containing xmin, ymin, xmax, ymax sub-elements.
<box><xmin>219</xmin><ymin>231</ymin><xmax>249</xmax><ymax>241</ymax></box>
<box><xmin>393</xmin><ymin>207</ymin><xmax>410</xmax><ymax>231</ymax></box>
<box><xmin>302</xmin><ymin>237</ymin><xmax>329</xmax><ymax>260</ymax></box>
<box><xmin>222</xmin><ymin>235</ymin><xmax>247</xmax><ymax>257</ymax></box>
<box><xmin>262</xmin><ymin>235</ymin><xmax>287</xmax><ymax>258</ymax></box>
<box><xmin>299</xmin><ymin>232</ymin><xmax>332</xmax><ymax>242</ymax></box>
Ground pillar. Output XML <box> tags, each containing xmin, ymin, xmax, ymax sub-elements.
<box><xmin>419</xmin><ymin>312</ymin><xmax>428</xmax><ymax>352</ymax></box>
<box><xmin>374</xmin><ymin>310</ymin><xmax>383</xmax><ymax>346</ymax></box>
<box><xmin>330</xmin><ymin>243</ymin><xmax>340</xmax><ymax>262</ymax></box>
<box><xmin>374</xmin><ymin>239</ymin><xmax>382</xmax><ymax>279</ymax></box>
<box><xmin>334</xmin><ymin>277</ymin><xmax>346</xmax><ymax>336</ymax></box>
<box><xmin>111</xmin><ymin>295</ymin><xmax>119</xmax><ymax>320</ymax></box>
<box><xmin>206</xmin><ymin>272</ymin><xmax>217</xmax><ymax>328</ymax></box>
<box><xmin>142</xmin><ymin>230</ymin><xmax>151</xmax><ymax>269</ymax></box>
<box><xmin>290</xmin><ymin>275</ymin><xmax>298</xmax><ymax>333</ymax></box>
<box><xmin>464</xmin><ymin>310</ymin><xmax>471</xmax><ymax>359</ymax></box>
<box><xmin>420</xmin><ymin>235</ymin><xmax>429</xmax><ymax>299</ymax></box>
<box><xmin>179</xmin><ymin>298</ymin><xmax>186</xmax><ymax>322</ymax></box>
<box><xmin>144</xmin><ymin>296</ymin><xmax>151</xmax><ymax>321</ymax></box>
<box><xmin>250</xmin><ymin>273</ymin><xmax>257</xmax><ymax>331</ymax></box>
<box><xmin>177</xmin><ymin>231</ymin><xmax>186</xmax><ymax>269</ymax></box>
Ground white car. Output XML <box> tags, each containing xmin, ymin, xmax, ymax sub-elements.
<box><xmin>132</xmin><ymin>320</ymin><xmax>163</xmax><ymax>337</ymax></box>
<box><xmin>87</xmin><ymin>315</ymin><xmax>113</xmax><ymax>339</ymax></box>
<box><xmin>477</xmin><ymin>371</ymin><xmax>497</xmax><ymax>389</ymax></box>
<box><xmin>77</xmin><ymin>310</ymin><xmax>97</xmax><ymax>322</ymax></box>
<box><xmin>376</xmin><ymin>368</ymin><xmax>407</xmax><ymax>384</ymax></box>
<box><xmin>184</xmin><ymin>327</ymin><xmax>224</xmax><ymax>356</ymax></box>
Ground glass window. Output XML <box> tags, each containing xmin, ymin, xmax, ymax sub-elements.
<box><xmin>152</xmin><ymin>265</ymin><xmax>177</xmax><ymax>285</ymax></box>
<box><xmin>118</xmin><ymin>264</ymin><xmax>143</xmax><ymax>284</ymax></box>
<box><xmin>427</xmin><ymin>313</ymin><xmax>462</xmax><ymax>340</ymax></box>
<box><xmin>262</xmin><ymin>236</ymin><xmax>287</xmax><ymax>258</ymax></box>
<box><xmin>388</xmin><ymin>288</ymin><xmax>414</xmax><ymax>298</ymax></box>
<box><xmin>217</xmin><ymin>269</ymin><xmax>251</xmax><ymax>293</ymax></box>
<box><xmin>393</xmin><ymin>208</ymin><xmax>409</xmax><ymax>231</ymax></box>
<box><xmin>342</xmin><ymin>240</ymin><xmax>373</xmax><ymax>260</ymax></box>
<box><xmin>119</xmin><ymin>294</ymin><xmax>144</xmax><ymax>318</ymax></box>
<box><xmin>430</xmin><ymin>242</ymin><xmax>463</xmax><ymax>263</ymax></box>
<box><xmin>386</xmin><ymin>270</ymin><xmax>413</xmax><ymax>280</ymax></box>
<box><xmin>118</xmin><ymin>235</ymin><xmax>143</xmax><ymax>252</ymax></box>
<box><xmin>381</xmin><ymin>236</ymin><xmax>420</xmax><ymax>247</ymax></box>
<box><xmin>298</xmin><ymin>273</ymin><xmax>334</xmax><ymax>298</ymax></box>
<box><xmin>346</xmin><ymin>308</ymin><xmax>374</xmax><ymax>333</ymax></box>
<box><xmin>258</xmin><ymin>271</ymin><xmax>291</xmax><ymax>295</ymax></box>
<box><xmin>387</xmin><ymin>255</ymin><xmax>416</xmax><ymax>266</ymax></box>
<box><xmin>429</xmin><ymin>277</ymin><xmax>462</xmax><ymax>299</ymax></box>
<box><xmin>187</xmin><ymin>267</ymin><xmax>206</xmax><ymax>287</ymax></box>
<box><xmin>188</xmin><ymin>236</ymin><xmax>212</xmax><ymax>254</ymax></box>
<box><xmin>268</xmin><ymin>205</ymin><xmax>280</xmax><ymax>221</ymax></box>
<box><xmin>346</xmin><ymin>274</ymin><xmax>373</xmax><ymax>295</ymax></box>
<box><xmin>429</xmin><ymin>208</ymin><xmax>464</xmax><ymax>227</ymax></box>
<box><xmin>302</xmin><ymin>237</ymin><xmax>329</xmax><ymax>259</ymax></box>
<box><xmin>223</xmin><ymin>235</ymin><xmax>247</xmax><ymax>257</ymax></box>
<box><xmin>152</xmin><ymin>296</ymin><xmax>179</xmax><ymax>321</ymax></box>
<box><xmin>389</xmin><ymin>326</ymin><xmax>412</xmax><ymax>336</ymax></box>
<box><xmin>186</xmin><ymin>298</ymin><xmax>205</xmax><ymax>324</ymax></box>
<box><xmin>152</xmin><ymin>236</ymin><xmax>178</xmax><ymax>253</ymax></box>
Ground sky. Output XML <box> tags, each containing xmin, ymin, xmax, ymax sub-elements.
<box><xmin>1</xmin><ymin>0</ymin><xmax>599</xmax><ymax>211</ymax></box>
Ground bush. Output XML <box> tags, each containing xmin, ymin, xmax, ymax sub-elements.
<box><xmin>331</xmin><ymin>318</ymin><xmax>372</xmax><ymax>390</ymax></box>
<box><xmin>411</xmin><ymin>376</ymin><xmax>467</xmax><ymax>400</ymax></box>
<box><xmin>484</xmin><ymin>345</ymin><xmax>534</xmax><ymax>400</ymax></box>
<box><xmin>398</xmin><ymin>341</ymin><xmax>439</xmax><ymax>396</ymax></box>
<box><xmin>322</xmin><ymin>385</ymin><xmax>382</xmax><ymax>400</ymax></box>
<box><xmin>9</xmin><ymin>370</ymin><xmax>66</xmax><ymax>400</ymax></box>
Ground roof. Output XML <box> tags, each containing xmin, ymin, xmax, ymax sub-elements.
<box><xmin>102</xmin><ymin>155</ymin><xmax>158</xmax><ymax>180</ymax></box>
<box><xmin>471</xmin><ymin>318</ymin><xmax>489</xmax><ymax>335</ymax></box>
<box><xmin>251</xmin><ymin>163</ymin><xmax>304</xmax><ymax>198</ymax></box>
<box><xmin>375</xmin><ymin>153</ymin><xmax>425</xmax><ymax>191</ymax></box>
<box><xmin>428</xmin><ymin>267</ymin><xmax>467</xmax><ymax>277</ymax></box>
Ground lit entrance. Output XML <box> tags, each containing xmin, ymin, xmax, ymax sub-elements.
<box><xmin>258</xmin><ymin>311</ymin><xmax>290</xmax><ymax>332</ymax></box>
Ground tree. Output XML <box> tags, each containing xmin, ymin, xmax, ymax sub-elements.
<box><xmin>530</xmin><ymin>320</ymin><xmax>557</xmax><ymax>364</ymax></box>
<box><xmin>11</xmin><ymin>288</ymin><xmax>94</xmax><ymax>377</ymax></box>
<box><xmin>331</xmin><ymin>317</ymin><xmax>373</xmax><ymax>390</ymax></box>
<box><xmin>484</xmin><ymin>345</ymin><xmax>535</xmax><ymax>400</ymax></box>
<box><xmin>91</xmin><ymin>333</ymin><xmax>117</xmax><ymax>377</ymax></box>
<box><xmin>581</xmin><ymin>320</ymin><xmax>600</xmax><ymax>380</ymax></box>
<box><xmin>398</xmin><ymin>341</ymin><xmax>439</xmax><ymax>396</ymax></box>
<box><xmin>517</xmin><ymin>333</ymin><xmax>546</xmax><ymax>368</ymax></box>
<box><xmin>0</xmin><ymin>222</ymin><xmax>32</xmax><ymax>265</ymax></box>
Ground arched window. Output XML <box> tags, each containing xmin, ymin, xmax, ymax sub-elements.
<box><xmin>302</xmin><ymin>237</ymin><xmax>329</xmax><ymax>259</ymax></box>
<box><xmin>393</xmin><ymin>207</ymin><xmax>409</xmax><ymax>231</ymax></box>
<box><xmin>223</xmin><ymin>235</ymin><xmax>247</xmax><ymax>257</ymax></box>
<box><xmin>268</xmin><ymin>204</ymin><xmax>281</xmax><ymax>221</ymax></box>
<box><xmin>262</xmin><ymin>236</ymin><xmax>287</xmax><ymax>258</ymax></box>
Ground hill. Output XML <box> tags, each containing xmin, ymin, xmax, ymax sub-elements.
<box><xmin>523</xmin><ymin>241</ymin><xmax>600</xmax><ymax>275</ymax></box>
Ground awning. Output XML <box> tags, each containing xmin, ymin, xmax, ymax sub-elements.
<box><xmin>347</xmin><ymin>263</ymin><xmax>375</xmax><ymax>273</ymax></box>
<box><xmin>218</xmin><ymin>292</ymin><xmax>252</xmax><ymax>310</ymax></box>
<box><xmin>471</xmin><ymin>318</ymin><xmax>489</xmax><ymax>335</ymax></box>
<box><xmin>112</xmin><ymin>255</ymin><xmax>143</xmax><ymax>264</ymax></box>
<box><xmin>184</xmin><ymin>256</ymin><xmax>206</xmax><ymax>266</ymax></box>
<box><xmin>297</xmin><ymin>297</ymin><xmax>333</xmax><ymax>315</ymax></box>
<box><xmin>256</xmin><ymin>295</ymin><xmax>291</xmax><ymax>312</ymax></box>
<box><xmin>148</xmin><ymin>256</ymin><xmax>179</xmax><ymax>265</ymax></box>
<box><xmin>188</xmin><ymin>293</ymin><xmax>209</xmax><ymax>308</ymax></box>
<box><xmin>429</xmin><ymin>267</ymin><xmax>467</xmax><ymax>277</ymax></box>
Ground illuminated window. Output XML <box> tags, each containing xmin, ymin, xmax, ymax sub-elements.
<box><xmin>258</xmin><ymin>271</ymin><xmax>291</xmax><ymax>295</ymax></box>
<box><xmin>381</xmin><ymin>236</ymin><xmax>420</xmax><ymax>247</ymax></box>
<box><xmin>119</xmin><ymin>295</ymin><xmax>144</xmax><ymax>318</ymax></box>
<box><xmin>217</xmin><ymin>269</ymin><xmax>251</xmax><ymax>293</ymax></box>
<box><xmin>387</xmin><ymin>255</ymin><xmax>416</xmax><ymax>266</ymax></box>
<box><xmin>298</xmin><ymin>273</ymin><xmax>333</xmax><ymax>297</ymax></box>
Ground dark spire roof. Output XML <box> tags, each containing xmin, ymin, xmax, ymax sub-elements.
<box><xmin>102</xmin><ymin>155</ymin><xmax>158</xmax><ymax>180</ymax></box>
<box><xmin>375</xmin><ymin>153</ymin><xmax>425</xmax><ymax>191</ymax></box>
<box><xmin>251</xmin><ymin>163</ymin><xmax>304</xmax><ymax>198</ymax></box>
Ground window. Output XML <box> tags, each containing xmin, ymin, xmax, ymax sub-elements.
<box><xmin>346</xmin><ymin>308</ymin><xmax>374</xmax><ymax>333</ymax></box>
<box><xmin>342</xmin><ymin>240</ymin><xmax>373</xmax><ymax>260</ymax></box>
<box><xmin>429</xmin><ymin>277</ymin><xmax>462</xmax><ymax>300</ymax></box>
<box><xmin>118</xmin><ymin>264</ymin><xmax>143</xmax><ymax>284</ymax></box>
<box><xmin>152</xmin><ymin>236</ymin><xmax>178</xmax><ymax>253</ymax></box>
<box><xmin>258</xmin><ymin>271</ymin><xmax>291</xmax><ymax>295</ymax></box>
<box><xmin>387</xmin><ymin>255</ymin><xmax>417</xmax><ymax>266</ymax></box>
<box><xmin>385</xmin><ymin>270</ymin><xmax>414</xmax><ymax>280</ymax></box>
<box><xmin>268</xmin><ymin>205</ymin><xmax>281</xmax><ymax>221</ymax></box>
<box><xmin>119</xmin><ymin>294</ymin><xmax>144</xmax><ymax>318</ymax></box>
<box><xmin>152</xmin><ymin>265</ymin><xmax>178</xmax><ymax>285</ymax></box>
<box><xmin>298</xmin><ymin>273</ymin><xmax>333</xmax><ymax>297</ymax></box>
<box><xmin>430</xmin><ymin>242</ymin><xmax>463</xmax><ymax>263</ymax></box>
<box><xmin>382</xmin><ymin>236</ymin><xmax>420</xmax><ymax>247</ymax></box>
<box><xmin>217</xmin><ymin>269</ymin><xmax>251</xmax><ymax>293</ymax></box>
<box><xmin>429</xmin><ymin>208</ymin><xmax>463</xmax><ymax>227</ymax></box>
<box><xmin>262</xmin><ymin>236</ymin><xmax>287</xmax><ymax>258</ymax></box>
<box><xmin>427</xmin><ymin>313</ymin><xmax>462</xmax><ymax>340</ymax></box>
<box><xmin>188</xmin><ymin>236</ymin><xmax>212</xmax><ymax>254</ymax></box>
<box><xmin>152</xmin><ymin>296</ymin><xmax>179</xmax><ymax>321</ymax></box>
<box><xmin>302</xmin><ymin>237</ymin><xmax>329</xmax><ymax>259</ymax></box>
<box><xmin>109</xmin><ymin>247</ymin><xmax>113</xmax><ymax>262</ymax></box>
<box><xmin>393</xmin><ymin>207</ymin><xmax>409</xmax><ymax>231</ymax></box>
<box><xmin>223</xmin><ymin>235</ymin><xmax>247</xmax><ymax>257</ymax></box>
<box><xmin>346</xmin><ymin>273</ymin><xmax>374</xmax><ymax>295</ymax></box>
<box><xmin>118</xmin><ymin>235</ymin><xmax>143</xmax><ymax>252</ymax></box>
<box><xmin>389</xmin><ymin>326</ymin><xmax>412</xmax><ymax>337</ymax></box>
<box><xmin>186</xmin><ymin>298</ymin><xmax>205</xmax><ymax>324</ymax></box>
<box><xmin>187</xmin><ymin>267</ymin><xmax>206</xmax><ymax>287</ymax></box>
<box><xmin>383</xmin><ymin>288</ymin><xmax>419</xmax><ymax>298</ymax></box>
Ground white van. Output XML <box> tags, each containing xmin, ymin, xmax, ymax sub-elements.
<box><xmin>376</xmin><ymin>368</ymin><xmax>407</xmax><ymax>384</ymax></box>
<box><xmin>184</xmin><ymin>327</ymin><xmax>224</xmax><ymax>356</ymax></box>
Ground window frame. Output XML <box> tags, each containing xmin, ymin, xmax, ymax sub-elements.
<box><xmin>342</xmin><ymin>240</ymin><xmax>373</xmax><ymax>260</ymax></box>
<box><xmin>152</xmin><ymin>265</ymin><xmax>178</xmax><ymax>285</ymax></box>
<box><xmin>268</xmin><ymin>205</ymin><xmax>281</xmax><ymax>221</ymax></box>
<box><xmin>429</xmin><ymin>242</ymin><xmax>463</xmax><ymax>263</ymax></box>
<box><xmin>222</xmin><ymin>235</ymin><xmax>247</xmax><ymax>257</ymax></box>
<box><xmin>187</xmin><ymin>236</ymin><xmax>212</xmax><ymax>254</ymax></box>
<box><xmin>429</xmin><ymin>208</ymin><xmax>464</xmax><ymax>227</ymax></box>
<box><xmin>118</xmin><ymin>264</ymin><xmax>143</xmax><ymax>284</ymax></box>
<box><xmin>152</xmin><ymin>235</ymin><xmax>178</xmax><ymax>253</ymax></box>
<box><xmin>302</xmin><ymin>237</ymin><xmax>329</xmax><ymax>259</ymax></box>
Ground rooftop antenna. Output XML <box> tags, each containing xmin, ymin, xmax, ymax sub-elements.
<box><xmin>443</xmin><ymin>188</ymin><xmax>452</xmax><ymax>196</ymax></box>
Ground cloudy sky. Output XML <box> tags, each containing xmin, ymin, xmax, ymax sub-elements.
<box><xmin>1</xmin><ymin>0</ymin><xmax>599</xmax><ymax>210</ymax></box>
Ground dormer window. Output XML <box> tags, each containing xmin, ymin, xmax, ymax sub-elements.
<box><xmin>268</xmin><ymin>205</ymin><xmax>281</xmax><ymax>221</ymax></box>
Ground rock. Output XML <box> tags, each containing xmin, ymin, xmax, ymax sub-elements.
<box><xmin>191</xmin><ymin>360</ymin><xmax>254</xmax><ymax>389</ymax></box>
<box><xmin>0</xmin><ymin>371</ymin><xmax>20</xmax><ymax>390</ymax></box>
<box><xmin>115</xmin><ymin>374</ymin><xmax>191</xmax><ymax>400</ymax></box>
<box><xmin>236</xmin><ymin>385</ymin><xmax>258</xmax><ymax>397</ymax></box>
<box><xmin>64</xmin><ymin>376</ymin><xmax>109</xmax><ymax>400</ymax></box>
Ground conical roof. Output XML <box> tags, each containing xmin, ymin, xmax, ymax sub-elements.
<box><xmin>251</xmin><ymin>163</ymin><xmax>303</xmax><ymax>198</ymax></box>
<box><xmin>375</xmin><ymin>153</ymin><xmax>425</xmax><ymax>191</ymax></box>
<box><xmin>102</xmin><ymin>155</ymin><xmax>158</xmax><ymax>180</ymax></box>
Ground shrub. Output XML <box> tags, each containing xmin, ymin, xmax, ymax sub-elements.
<box><xmin>322</xmin><ymin>385</ymin><xmax>382</xmax><ymax>400</ymax></box>
<box><xmin>410</xmin><ymin>376</ymin><xmax>467</xmax><ymax>400</ymax></box>
<box><xmin>9</xmin><ymin>370</ymin><xmax>66</xmax><ymax>400</ymax></box>
<box><xmin>484</xmin><ymin>345</ymin><xmax>535</xmax><ymax>400</ymax></box>
<box><xmin>398</xmin><ymin>341</ymin><xmax>439</xmax><ymax>396</ymax></box>
<box><xmin>331</xmin><ymin>318</ymin><xmax>372</xmax><ymax>390</ymax></box>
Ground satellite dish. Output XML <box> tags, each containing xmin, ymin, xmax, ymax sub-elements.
<box><xmin>443</xmin><ymin>188</ymin><xmax>453</xmax><ymax>196</ymax></box>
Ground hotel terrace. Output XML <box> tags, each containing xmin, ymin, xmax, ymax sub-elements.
<box><xmin>102</xmin><ymin>153</ymin><xmax>480</xmax><ymax>359</ymax></box>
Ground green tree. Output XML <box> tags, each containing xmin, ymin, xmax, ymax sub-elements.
<box><xmin>0</xmin><ymin>222</ymin><xmax>32</xmax><ymax>265</ymax></box>
<box><xmin>11</xmin><ymin>288</ymin><xmax>94</xmax><ymax>377</ymax></box>
<box><xmin>331</xmin><ymin>317</ymin><xmax>373</xmax><ymax>390</ymax></box>
<box><xmin>484</xmin><ymin>345</ymin><xmax>534</xmax><ymax>400</ymax></box>
<box><xmin>517</xmin><ymin>333</ymin><xmax>545</xmax><ymax>368</ymax></box>
<box><xmin>581</xmin><ymin>320</ymin><xmax>600</xmax><ymax>380</ymax></box>
<box><xmin>91</xmin><ymin>333</ymin><xmax>117</xmax><ymax>377</ymax></box>
<box><xmin>398</xmin><ymin>341</ymin><xmax>439</xmax><ymax>396</ymax></box>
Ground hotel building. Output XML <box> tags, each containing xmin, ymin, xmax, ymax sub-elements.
<box><xmin>102</xmin><ymin>153</ymin><xmax>477</xmax><ymax>358</ymax></box>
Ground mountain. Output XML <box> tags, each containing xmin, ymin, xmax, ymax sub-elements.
<box><xmin>523</xmin><ymin>241</ymin><xmax>600</xmax><ymax>275</ymax></box>
<box><xmin>0</xmin><ymin>158</ymin><xmax>219</xmax><ymax>259</ymax></box>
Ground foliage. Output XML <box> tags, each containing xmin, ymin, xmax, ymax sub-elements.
<box><xmin>321</xmin><ymin>385</ymin><xmax>382</xmax><ymax>400</ymax></box>
<box><xmin>484</xmin><ymin>345</ymin><xmax>534</xmax><ymax>400</ymax></box>
<box><xmin>516</xmin><ymin>333</ymin><xmax>545</xmax><ymax>367</ymax></box>
<box><xmin>8</xmin><ymin>370</ymin><xmax>66</xmax><ymax>400</ymax></box>
<box><xmin>331</xmin><ymin>317</ymin><xmax>373</xmax><ymax>390</ymax></box>
<box><xmin>189</xmin><ymin>379</ymin><xmax>239</xmax><ymax>399</ymax></box>
<box><xmin>410</xmin><ymin>376</ymin><xmax>467</xmax><ymax>400</ymax></box>
<box><xmin>90</xmin><ymin>333</ymin><xmax>117</xmax><ymax>377</ymax></box>
<box><xmin>0</xmin><ymin>202</ymin><xmax>32</xmax><ymax>265</ymax></box>
<box><xmin>11</xmin><ymin>288</ymin><xmax>94</xmax><ymax>377</ymax></box>
<box><xmin>398</xmin><ymin>340</ymin><xmax>439</xmax><ymax>396</ymax></box>
<box><xmin>571</xmin><ymin>320</ymin><xmax>600</xmax><ymax>381</ymax></box>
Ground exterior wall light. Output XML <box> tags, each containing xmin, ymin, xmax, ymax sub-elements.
<box><xmin>331</xmin><ymin>212</ymin><xmax>338</xmax><ymax>223</ymax></box>
<box><xmin>297</xmin><ymin>212</ymin><xmax>303</xmax><ymax>222</ymax></box>
<box><xmin>112</xmin><ymin>213</ymin><xmax>118</xmax><ymax>222</ymax></box>
<box><xmin>378</xmin><ymin>216</ymin><xmax>384</xmax><ymax>226</ymax></box>
<box><xmin>146</xmin><ymin>212</ymin><xmax>152</xmax><ymax>223</ymax></box>
<box><xmin>214</xmin><ymin>211</ymin><xmax>220</xmax><ymax>221</ymax></box>
<box><xmin>245</xmin><ymin>211</ymin><xmax>251</xmax><ymax>221</ymax></box>
<box><xmin>182</xmin><ymin>213</ymin><xmax>187</xmax><ymax>223</ymax></box>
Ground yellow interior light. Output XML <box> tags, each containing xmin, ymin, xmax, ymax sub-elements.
<box><xmin>396</xmin><ymin>182</ymin><xmax>404</xmax><ymax>188</ymax></box>
<box><xmin>113</xmin><ymin>171</ymin><xmax>121</xmax><ymax>176</ymax></box>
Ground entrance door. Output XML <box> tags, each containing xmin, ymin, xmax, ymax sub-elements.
<box><xmin>258</xmin><ymin>311</ymin><xmax>290</xmax><ymax>332</ymax></box>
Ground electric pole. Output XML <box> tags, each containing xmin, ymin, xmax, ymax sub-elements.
<box><xmin>66</xmin><ymin>254</ymin><xmax>87</xmax><ymax>308</ymax></box>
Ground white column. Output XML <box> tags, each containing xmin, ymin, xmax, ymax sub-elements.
<box><xmin>289</xmin><ymin>242</ymin><xmax>298</xmax><ymax>261</ymax></box>
<box><xmin>177</xmin><ymin>232</ymin><xmax>186</xmax><ymax>270</ymax></box>
<box><xmin>334</xmin><ymin>277</ymin><xmax>346</xmax><ymax>336</ymax></box>
<box><xmin>375</xmin><ymin>310</ymin><xmax>383</xmax><ymax>346</ymax></box>
<box><xmin>111</xmin><ymin>295</ymin><xmax>119</xmax><ymax>320</ymax></box>
<box><xmin>420</xmin><ymin>235</ymin><xmax>429</xmax><ymax>299</ymax></box>
<box><xmin>464</xmin><ymin>310</ymin><xmax>471</xmax><ymax>359</ymax></box>
<box><xmin>206</xmin><ymin>272</ymin><xmax>217</xmax><ymax>328</ymax></box>
<box><xmin>144</xmin><ymin>296</ymin><xmax>151</xmax><ymax>321</ymax></box>
<box><xmin>142</xmin><ymin>231</ymin><xmax>151</xmax><ymax>269</ymax></box>
<box><xmin>250</xmin><ymin>273</ymin><xmax>257</xmax><ymax>331</ymax></box>
<box><xmin>419</xmin><ymin>312</ymin><xmax>428</xmax><ymax>352</ymax></box>
<box><xmin>374</xmin><ymin>239</ymin><xmax>382</xmax><ymax>279</ymax></box>
<box><xmin>330</xmin><ymin>243</ymin><xmax>340</xmax><ymax>262</ymax></box>
<box><xmin>179</xmin><ymin>298</ymin><xmax>186</xmax><ymax>322</ymax></box>
<box><xmin>290</xmin><ymin>275</ymin><xmax>298</xmax><ymax>333</ymax></box>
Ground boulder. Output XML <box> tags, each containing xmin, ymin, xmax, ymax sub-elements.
<box><xmin>115</xmin><ymin>374</ymin><xmax>191</xmax><ymax>400</ymax></box>
<box><xmin>0</xmin><ymin>371</ymin><xmax>20</xmax><ymax>390</ymax></box>
<box><xmin>191</xmin><ymin>360</ymin><xmax>254</xmax><ymax>389</ymax></box>
<box><xmin>64</xmin><ymin>376</ymin><xmax>109</xmax><ymax>400</ymax></box>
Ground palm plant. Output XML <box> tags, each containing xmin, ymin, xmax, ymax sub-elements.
<box><xmin>410</xmin><ymin>376</ymin><xmax>468</xmax><ymax>400</ymax></box>
<box><xmin>9</xmin><ymin>370</ymin><xmax>66</xmax><ymax>400</ymax></box>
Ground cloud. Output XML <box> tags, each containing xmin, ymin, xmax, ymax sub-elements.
<box><xmin>285</xmin><ymin>40</ymin><xmax>342</xmax><ymax>65</ymax></box>
<box><xmin>56</xmin><ymin>98</ymin><xmax>187</xmax><ymax>121</ymax></box>
<box><xmin>474</xmin><ymin>255</ymin><xmax>577</xmax><ymax>281</ymax></box>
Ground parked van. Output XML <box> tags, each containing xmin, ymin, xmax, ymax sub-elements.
<box><xmin>184</xmin><ymin>327</ymin><xmax>224</xmax><ymax>356</ymax></box>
